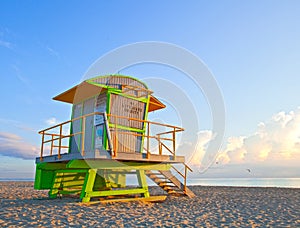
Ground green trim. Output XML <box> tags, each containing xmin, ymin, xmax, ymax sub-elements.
<box><xmin>103</xmin><ymin>92</ymin><xmax>111</xmax><ymax>151</ymax></box>
<box><xmin>78</xmin><ymin>101</ymin><xmax>84</xmax><ymax>152</ymax></box>
<box><xmin>91</xmin><ymin>96</ymin><xmax>96</xmax><ymax>152</ymax></box>
<box><xmin>68</xmin><ymin>105</ymin><xmax>75</xmax><ymax>153</ymax></box>
<box><xmin>140</xmin><ymin>94</ymin><xmax>151</xmax><ymax>153</ymax></box>
<box><xmin>110</xmin><ymin>90</ymin><xmax>148</xmax><ymax>103</ymax></box>
<box><xmin>108</xmin><ymin>123</ymin><xmax>145</xmax><ymax>133</ymax></box>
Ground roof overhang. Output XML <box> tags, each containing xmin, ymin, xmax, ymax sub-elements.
<box><xmin>53</xmin><ymin>82</ymin><xmax>107</xmax><ymax>104</ymax></box>
<box><xmin>53</xmin><ymin>81</ymin><xmax>166</xmax><ymax>112</ymax></box>
<box><xmin>148</xmin><ymin>96</ymin><xmax>166</xmax><ymax>112</ymax></box>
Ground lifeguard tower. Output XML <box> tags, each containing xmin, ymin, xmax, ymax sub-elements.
<box><xmin>34</xmin><ymin>75</ymin><xmax>195</xmax><ymax>203</ymax></box>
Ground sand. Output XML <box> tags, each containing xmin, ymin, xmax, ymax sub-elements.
<box><xmin>0</xmin><ymin>182</ymin><xmax>299</xmax><ymax>227</ymax></box>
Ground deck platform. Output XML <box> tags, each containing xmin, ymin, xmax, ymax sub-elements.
<box><xmin>36</xmin><ymin>152</ymin><xmax>185</xmax><ymax>164</ymax></box>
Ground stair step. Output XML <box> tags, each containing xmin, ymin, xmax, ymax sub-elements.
<box><xmin>167</xmin><ymin>191</ymin><xmax>185</xmax><ymax>196</ymax></box>
<box><xmin>147</xmin><ymin>175</ymin><xmax>167</xmax><ymax>179</ymax></box>
<box><xmin>145</xmin><ymin>170</ymin><xmax>195</xmax><ymax>198</ymax></box>
<box><xmin>158</xmin><ymin>182</ymin><xmax>173</xmax><ymax>186</ymax></box>
<box><xmin>163</xmin><ymin>186</ymin><xmax>179</xmax><ymax>191</ymax></box>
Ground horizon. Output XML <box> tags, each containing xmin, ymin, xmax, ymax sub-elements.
<box><xmin>0</xmin><ymin>1</ymin><xmax>300</xmax><ymax>181</ymax></box>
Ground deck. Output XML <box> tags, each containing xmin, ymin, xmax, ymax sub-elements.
<box><xmin>36</xmin><ymin>151</ymin><xmax>185</xmax><ymax>163</ymax></box>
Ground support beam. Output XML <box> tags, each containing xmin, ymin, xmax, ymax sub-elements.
<box><xmin>82</xmin><ymin>169</ymin><xmax>97</xmax><ymax>203</ymax></box>
<box><xmin>136</xmin><ymin>170</ymin><xmax>150</xmax><ymax>198</ymax></box>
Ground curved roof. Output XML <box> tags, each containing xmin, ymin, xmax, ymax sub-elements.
<box><xmin>53</xmin><ymin>75</ymin><xmax>166</xmax><ymax>112</ymax></box>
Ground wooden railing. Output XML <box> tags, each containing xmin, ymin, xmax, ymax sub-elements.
<box><xmin>39</xmin><ymin>112</ymin><xmax>98</xmax><ymax>160</ymax></box>
<box><xmin>39</xmin><ymin>112</ymin><xmax>184</xmax><ymax>161</ymax></box>
<box><xmin>171</xmin><ymin>164</ymin><xmax>193</xmax><ymax>192</ymax></box>
<box><xmin>107</xmin><ymin>113</ymin><xmax>184</xmax><ymax>158</ymax></box>
<box><xmin>38</xmin><ymin>111</ymin><xmax>192</xmax><ymax>190</ymax></box>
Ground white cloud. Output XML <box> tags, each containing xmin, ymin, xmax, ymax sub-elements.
<box><xmin>185</xmin><ymin>108</ymin><xmax>300</xmax><ymax>177</ymax></box>
<box><xmin>218</xmin><ymin>107</ymin><xmax>300</xmax><ymax>166</ymax></box>
<box><xmin>46</xmin><ymin>117</ymin><xmax>59</xmax><ymax>126</ymax></box>
<box><xmin>0</xmin><ymin>118</ymin><xmax>35</xmax><ymax>132</ymax></box>
<box><xmin>0</xmin><ymin>39</ymin><xmax>12</xmax><ymax>49</ymax></box>
<box><xmin>188</xmin><ymin>130</ymin><xmax>214</xmax><ymax>166</ymax></box>
<box><xmin>0</xmin><ymin>132</ymin><xmax>39</xmax><ymax>160</ymax></box>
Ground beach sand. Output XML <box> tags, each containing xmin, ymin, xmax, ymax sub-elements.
<box><xmin>0</xmin><ymin>182</ymin><xmax>299</xmax><ymax>227</ymax></box>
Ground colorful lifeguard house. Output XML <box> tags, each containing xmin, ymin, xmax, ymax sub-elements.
<box><xmin>34</xmin><ymin>75</ymin><xmax>195</xmax><ymax>203</ymax></box>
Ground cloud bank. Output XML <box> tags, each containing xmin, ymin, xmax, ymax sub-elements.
<box><xmin>0</xmin><ymin>132</ymin><xmax>39</xmax><ymax>160</ymax></box>
<box><xmin>189</xmin><ymin>108</ymin><xmax>300</xmax><ymax>177</ymax></box>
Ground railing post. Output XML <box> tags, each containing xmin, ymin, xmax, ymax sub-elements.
<box><xmin>103</xmin><ymin>112</ymin><xmax>113</xmax><ymax>153</ymax></box>
<box><xmin>58</xmin><ymin>125</ymin><xmax>62</xmax><ymax>159</ymax></box>
<box><xmin>81</xmin><ymin>117</ymin><xmax>86</xmax><ymax>157</ymax></box>
<box><xmin>40</xmin><ymin>131</ymin><xmax>45</xmax><ymax>161</ymax></box>
<box><xmin>146</xmin><ymin>122</ymin><xmax>150</xmax><ymax>159</ymax></box>
<box><xmin>184</xmin><ymin>165</ymin><xmax>187</xmax><ymax>192</ymax></box>
<box><xmin>50</xmin><ymin>135</ymin><xmax>54</xmax><ymax>156</ymax></box>
<box><xmin>173</xmin><ymin>127</ymin><xmax>176</xmax><ymax>157</ymax></box>
<box><xmin>114</xmin><ymin>122</ymin><xmax>118</xmax><ymax>157</ymax></box>
<box><xmin>158</xmin><ymin>135</ymin><xmax>162</xmax><ymax>155</ymax></box>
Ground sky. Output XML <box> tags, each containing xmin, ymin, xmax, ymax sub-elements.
<box><xmin>0</xmin><ymin>1</ymin><xmax>300</xmax><ymax>179</ymax></box>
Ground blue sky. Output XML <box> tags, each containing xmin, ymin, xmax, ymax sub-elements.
<box><xmin>0</xmin><ymin>1</ymin><xmax>300</xmax><ymax>179</ymax></box>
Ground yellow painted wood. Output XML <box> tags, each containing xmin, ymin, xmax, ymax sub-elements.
<box><xmin>81</xmin><ymin>169</ymin><xmax>97</xmax><ymax>203</ymax></box>
<box><xmin>79</xmin><ymin>195</ymin><xmax>167</xmax><ymax>205</ymax></box>
<box><xmin>136</xmin><ymin>170</ymin><xmax>150</xmax><ymax>198</ymax></box>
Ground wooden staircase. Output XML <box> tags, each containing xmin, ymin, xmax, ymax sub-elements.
<box><xmin>145</xmin><ymin>170</ymin><xmax>195</xmax><ymax>198</ymax></box>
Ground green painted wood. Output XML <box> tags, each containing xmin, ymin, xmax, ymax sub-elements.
<box><xmin>37</xmin><ymin>162</ymin><xmax>67</xmax><ymax>170</ymax></box>
<box><xmin>48</xmin><ymin>171</ymin><xmax>64</xmax><ymax>198</ymax></box>
<box><xmin>58</xmin><ymin>189</ymin><xmax>82</xmax><ymax>195</ymax></box>
<box><xmin>82</xmin><ymin>169</ymin><xmax>97</xmax><ymax>203</ymax></box>
<box><xmin>34</xmin><ymin>167</ymin><xmax>56</xmax><ymax>190</ymax></box>
<box><xmin>33</xmin><ymin>167</ymin><xmax>42</xmax><ymax>189</ymax></box>
<box><xmin>67</xmin><ymin>159</ymin><xmax>172</xmax><ymax>170</ymax></box>
<box><xmin>52</xmin><ymin>169</ymin><xmax>88</xmax><ymax>173</ymax></box>
<box><xmin>80</xmin><ymin>170</ymin><xmax>90</xmax><ymax>199</ymax></box>
<box><xmin>107</xmin><ymin>123</ymin><xmax>145</xmax><ymax>133</ymax></box>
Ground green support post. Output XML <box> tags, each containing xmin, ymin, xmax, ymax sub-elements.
<box><xmin>82</xmin><ymin>169</ymin><xmax>97</xmax><ymax>203</ymax></box>
<box><xmin>136</xmin><ymin>170</ymin><xmax>150</xmax><ymax>198</ymax></box>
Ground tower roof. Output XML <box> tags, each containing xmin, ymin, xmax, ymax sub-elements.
<box><xmin>53</xmin><ymin>75</ymin><xmax>166</xmax><ymax>112</ymax></box>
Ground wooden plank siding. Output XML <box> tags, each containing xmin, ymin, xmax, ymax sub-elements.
<box><xmin>90</xmin><ymin>75</ymin><xmax>149</xmax><ymax>97</ymax></box>
<box><xmin>109</xmin><ymin>94</ymin><xmax>146</xmax><ymax>130</ymax></box>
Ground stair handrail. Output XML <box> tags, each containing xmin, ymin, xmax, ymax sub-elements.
<box><xmin>171</xmin><ymin>163</ymin><xmax>193</xmax><ymax>192</ymax></box>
